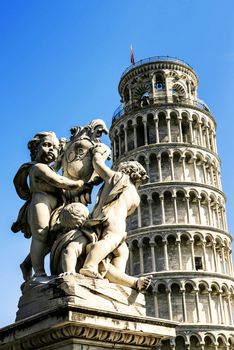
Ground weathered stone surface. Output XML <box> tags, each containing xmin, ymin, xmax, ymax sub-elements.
<box><xmin>0</xmin><ymin>303</ymin><xmax>176</xmax><ymax>350</ymax></box>
<box><xmin>16</xmin><ymin>274</ymin><xmax>146</xmax><ymax>321</ymax></box>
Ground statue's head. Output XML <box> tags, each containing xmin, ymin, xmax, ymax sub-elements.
<box><xmin>117</xmin><ymin>161</ymin><xmax>149</xmax><ymax>186</ymax></box>
<box><xmin>59</xmin><ymin>202</ymin><xmax>89</xmax><ymax>229</ymax></box>
<box><xmin>28</xmin><ymin>132</ymin><xmax>60</xmax><ymax>163</ymax></box>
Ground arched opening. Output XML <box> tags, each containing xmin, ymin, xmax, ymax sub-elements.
<box><xmin>140</xmin><ymin>194</ymin><xmax>149</xmax><ymax>227</ymax></box>
<box><xmin>173</xmin><ymin>152</ymin><xmax>183</xmax><ymax>181</ymax></box>
<box><xmin>147</xmin><ymin>114</ymin><xmax>155</xmax><ymax>144</ymax></box>
<box><xmin>157</xmin><ymin>283</ymin><xmax>169</xmax><ymax>319</ymax></box>
<box><xmin>181</xmin><ymin>234</ymin><xmax>191</xmax><ymax>270</ymax></box>
<box><xmin>176</xmin><ymin>190</ymin><xmax>187</xmax><ymax>223</ymax></box>
<box><xmin>149</xmin><ymin>153</ymin><xmax>159</xmax><ymax>182</ymax></box>
<box><xmin>161</xmin><ymin>152</ymin><xmax>171</xmax><ymax>181</ymax></box>
<box><xmin>185</xmin><ymin>284</ymin><xmax>197</xmax><ymax>323</ymax></box>
<box><xmin>189</xmin><ymin>191</ymin><xmax>199</xmax><ymax>224</ymax></box>
<box><xmin>198</xmin><ymin>283</ymin><xmax>210</xmax><ymax>322</ymax></box>
<box><xmin>171</xmin><ymin>283</ymin><xmax>183</xmax><ymax>322</ymax></box>
<box><xmin>158</xmin><ymin>112</ymin><xmax>168</xmax><ymax>142</ymax></box>
<box><xmin>181</xmin><ymin>113</ymin><xmax>191</xmax><ymax>143</ymax></box>
<box><xmin>127</xmin><ymin>119</ymin><xmax>134</xmax><ymax>151</ymax></box>
<box><xmin>154</xmin><ymin>236</ymin><xmax>164</xmax><ymax>271</ymax></box>
<box><xmin>132</xmin><ymin>240</ymin><xmax>140</xmax><ymax>276</ymax></box>
<box><xmin>142</xmin><ymin>237</ymin><xmax>152</xmax><ymax>273</ymax></box>
<box><xmin>190</xmin><ymin>335</ymin><xmax>202</xmax><ymax>350</ymax></box>
<box><xmin>155</xmin><ymin>73</ymin><xmax>165</xmax><ymax>91</ymax></box>
<box><xmin>136</xmin><ymin>116</ymin><xmax>145</xmax><ymax>147</ymax></box>
<box><xmin>152</xmin><ymin>192</ymin><xmax>161</xmax><ymax>225</ymax></box>
<box><xmin>167</xmin><ymin>235</ymin><xmax>178</xmax><ymax>270</ymax></box>
<box><xmin>170</xmin><ymin>111</ymin><xmax>180</xmax><ymax>142</ymax></box>
<box><xmin>164</xmin><ymin>191</ymin><xmax>174</xmax><ymax>223</ymax></box>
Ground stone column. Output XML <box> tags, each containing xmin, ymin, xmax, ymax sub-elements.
<box><xmin>177</xmin><ymin>239</ymin><xmax>182</xmax><ymax>269</ymax></box>
<box><xmin>202</xmin><ymin>241</ymin><xmax>207</xmax><ymax>271</ymax></box>
<box><xmin>195</xmin><ymin>289</ymin><xmax>200</xmax><ymax>322</ymax></box>
<box><xmin>186</xmin><ymin>196</ymin><xmax>190</xmax><ymax>223</ymax></box>
<box><xmin>173</xmin><ymin>194</ymin><xmax>178</xmax><ymax>224</ymax></box>
<box><xmin>118</xmin><ymin>132</ymin><xmax>121</xmax><ymax>157</ymax></box>
<box><xmin>197</xmin><ymin>196</ymin><xmax>202</xmax><ymax>224</ymax></box>
<box><xmin>198</xmin><ymin>122</ymin><xmax>203</xmax><ymax>146</ymax></box>
<box><xmin>137</xmin><ymin>206</ymin><xmax>142</xmax><ymax>228</ymax></box>
<box><xmin>129</xmin><ymin>245</ymin><xmax>134</xmax><ymax>275</ymax></box>
<box><xmin>150</xmin><ymin>241</ymin><xmax>156</xmax><ymax>272</ymax></box>
<box><xmin>210</xmin><ymin>164</ymin><xmax>215</xmax><ymax>186</ymax></box>
<box><xmin>154</xmin><ymin>116</ymin><xmax>159</xmax><ymax>143</ymax></box>
<box><xmin>181</xmin><ymin>288</ymin><xmax>187</xmax><ymax>322</ymax></box>
<box><xmin>133</xmin><ymin>122</ymin><xmax>137</xmax><ymax>148</ymax></box>
<box><xmin>208</xmin><ymin>289</ymin><xmax>213</xmax><ymax>323</ymax></box>
<box><xmin>202</xmin><ymin>162</ymin><xmax>207</xmax><ymax>183</ymax></box>
<box><xmin>215</xmin><ymin>168</ymin><xmax>219</xmax><ymax>188</ymax></box>
<box><xmin>154</xmin><ymin>292</ymin><xmax>159</xmax><ymax>318</ymax></box>
<box><xmin>157</xmin><ymin>156</ymin><xmax>162</xmax><ymax>182</ymax></box>
<box><xmin>124</xmin><ymin>125</ymin><xmax>128</xmax><ymax>152</ymax></box>
<box><xmin>219</xmin><ymin>291</ymin><xmax>224</xmax><ymax>324</ymax></box>
<box><xmin>182</xmin><ymin>156</ymin><xmax>186</xmax><ymax>180</ymax></box>
<box><xmin>227</xmin><ymin>294</ymin><xmax>233</xmax><ymax>325</ymax></box>
<box><xmin>190</xmin><ymin>239</ymin><xmax>195</xmax><ymax>270</ymax></box>
<box><xmin>215</xmin><ymin>204</ymin><xmax>220</xmax><ymax>228</ymax></box>
<box><xmin>192</xmin><ymin>157</ymin><xmax>197</xmax><ymax>181</ymax></box>
<box><xmin>221</xmin><ymin>245</ymin><xmax>226</xmax><ymax>273</ymax></box>
<box><xmin>169</xmin><ymin>155</ymin><xmax>174</xmax><ymax>180</ymax></box>
<box><xmin>178</xmin><ymin>116</ymin><xmax>183</xmax><ymax>142</ymax></box>
<box><xmin>205</xmin><ymin>126</ymin><xmax>211</xmax><ymax>149</ymax></box>
<box><xmin>207</xmin><ymin>199</ymin><xmax>212</xmax><ymax>226</ymax></box>
<box><xmin>139</xmin><ymin>242</ymin><xmax>144</xmax><ymax>274</ymax></box>
<box><xmin>143</xmin><ymin>116</ymin><xmax>148</xmax><ymax>145</ymax></box>
<box><xmin>166</xmin><ymin>288</ymin><xmax>173</xmax><ymax>320</ymax></box>
<box><xmin>160</xmin><ymin>194</ymin><xmax>165</xmax><ymax>224</ymax></box>
<box><xmin>166</xmin><ymin>116</ymin><xmax>171</xmax><ymax>143</ymax></box>
<box><xmin>113</xmin><ymin>138</ymin><xmax>117</xmax><ymax>162</ymax></box>
<box><xmin>152</xmin><ymin>74</ymin><xmax>156</xmax><ymax>98</ymax></box>
<box><xmin>148</xmin><ymin>197</ymin><xmax>153</xmax><ymax>226</ymax></box>
<box><xmin>212</xmin><ymin>242</ymin><xmax>218</xmax><ymax>272</ymax></box>
<box><xmin>163</xmin><ymin>239</ymin><xmax>169</xmax><ymax>270</ymax></box>
<box><xmin>189</xmin><ymin>120</ymin><xmax>193</xmax><ymax>143</ymax></box>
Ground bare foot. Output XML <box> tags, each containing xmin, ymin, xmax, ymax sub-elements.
<box><xmin>59</xmin><ymin>272</ymin><xmax>78</xmax><ymax>277</ymax></box>
<box><xmin>135</xmin><ymin>275</ymin><xmax>152</xmax><ymax>291</ymax></box>
<box><xmin>20</xmin><ymin>262</ymin><xmax>32</xmax><ymax>281</ymax></box>
<box><xmin>79</xmin><ymin>267</ymin><xmax>103</xmax><ymax>279</ymax></box>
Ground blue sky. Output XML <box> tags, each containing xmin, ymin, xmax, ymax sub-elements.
<box><xmin>0</xmin><ymin>0</ymin><xmax>234</xmax><ymax>327</ymax></box>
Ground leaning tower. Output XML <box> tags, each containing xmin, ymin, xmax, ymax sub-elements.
<box><xmin>109</xmin><ymin>56</ymin><xmax>234</xmax><ymax>349</ymax></box>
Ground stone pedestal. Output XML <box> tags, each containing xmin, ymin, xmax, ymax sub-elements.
<box><xmin>0</xmin><ymin>275</ymin><xmax>176</xmax><ymax>349</ymax></box>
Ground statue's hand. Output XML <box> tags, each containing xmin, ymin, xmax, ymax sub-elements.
<box><xmin>75</xmin><ymin>180</ymin><xmax>85</xmax><ymax>191</ymax></box>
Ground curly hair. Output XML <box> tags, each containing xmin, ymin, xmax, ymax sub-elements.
<box><xmin>117</xmin><ymin>161</ymin><xmax>148</xmax><ymax>183</ymax></box>
<box><xmin>28</xmin><ymin>131</ymin><xmax>58</xmax><ymax>161</ymax></box>
<box><xmin>59</xmin><ymin>203</ymin><xmax>89</xmax><ymax>229</ymax></box>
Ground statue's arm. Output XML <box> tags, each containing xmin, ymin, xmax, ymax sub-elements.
<box><xmin>33</xmin><ymin>164</ymin><xmax>85</xmax><ymax>190</ymax></box>
<box><xmin>92</xmin><ymin>151</ymin><xmax>114</xmax><ymax>181</ymax></box>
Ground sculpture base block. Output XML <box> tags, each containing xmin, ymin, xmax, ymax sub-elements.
<box><xmin>0</xmin><ymin>275</ymin><xmax>176</xmax><ymax>349</ymax></box>
<box><xmin>16</xmin><ymin>274</ymin><xmax>146</xmax><ymax>320</ymax></box>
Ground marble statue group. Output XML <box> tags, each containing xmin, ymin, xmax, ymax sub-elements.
<box><xmin>12</xmin><ymin>120</ymin><xmax>152</xmax><ymax>292</ymax></box>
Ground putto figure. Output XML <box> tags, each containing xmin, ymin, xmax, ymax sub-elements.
<box><xmin>80</xmin><ymin>145</ymin><xmax>149</xmax><ymax>281</ymax></box>
<box><xmin>12</xmin><ymin>132</ymin><xmax>85</xmax><ymax>278</ymax></box>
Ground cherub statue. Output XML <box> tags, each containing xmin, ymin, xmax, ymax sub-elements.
<box><xmin>12</xmin><ymin>132</ymin><xmax>86</xmax><ymax>278</ymax></box>
<box><xmin>79</xmin><ymin>145</ymin><xmax>151</xmax><ymax>291</ymax></box>
<box><xmin>50</xmin><ymin>202</ymin><xmax>151</xmax><ymax>292</ymax></box>
<box><xmin>50</xmin><ymin>202</ymin><xmax>91</xmax><ymax>275</ymax></box>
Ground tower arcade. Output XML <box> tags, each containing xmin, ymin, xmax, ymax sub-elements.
<box><xmin>110</xmin><ymin>56</ymin><xmax>234</xmax><ymax>349</ymax></box>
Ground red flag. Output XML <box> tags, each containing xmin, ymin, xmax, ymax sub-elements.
<box><xmin>130</xmin><ymin>45</ymin><xmax>135</xmax><ymax>65</ymax></box>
